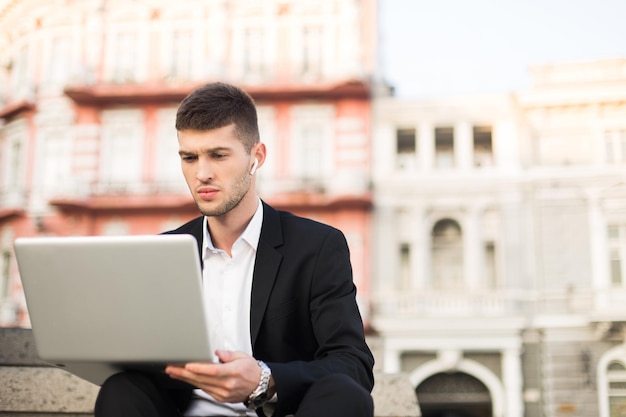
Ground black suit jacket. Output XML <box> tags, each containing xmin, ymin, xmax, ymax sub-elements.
<box><xmin>163</xmin><ymin>201</ymin><xmax>374</xmax><ymax>416</ymax></box>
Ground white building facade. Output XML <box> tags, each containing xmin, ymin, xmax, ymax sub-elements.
<box><xmin>371</xmin><ymin>58</ymin><xmax>626</xmax><ymax>417</ymax></box>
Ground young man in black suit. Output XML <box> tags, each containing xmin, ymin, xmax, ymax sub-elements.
<box><xmin>94</xmin><ymin>82</ymin><xmax>374</xmax><ymax>417</ymax></box>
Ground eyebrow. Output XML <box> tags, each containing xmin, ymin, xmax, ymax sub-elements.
<box><xmin>178</xmin><ymin>146</ymin><xmax>232</xmax><ymax>156</ymax></box>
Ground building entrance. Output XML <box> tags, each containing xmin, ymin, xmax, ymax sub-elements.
<box><xmin>416</xmin><ymin>371</ymin><xmax>492</xmax><ymax>417</ymax></box>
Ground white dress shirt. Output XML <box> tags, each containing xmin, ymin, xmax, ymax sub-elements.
<box><xmin>184</xmin><ymin>199</ymin><xmax>263</xmax><ymax>417</ymax></box>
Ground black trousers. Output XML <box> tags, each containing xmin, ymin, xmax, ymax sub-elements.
<box><xmin>94</xmin><ymin>371</ymin><xmax>374</xmax><ymax>417</ymax></box>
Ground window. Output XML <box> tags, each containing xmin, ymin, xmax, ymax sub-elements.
<box><xmin>485</xmin><ymin>242</ymin><xmax>497</xmax><ymax>288</ymax></box>
<box><xmin>100</xmin><ymin>110</ymin><xmax>144</xmax><ymax>191</ymax></box>
<box><xmin>607</xmin><ymin>361</ymin><xmax>626</xmax><ymax>417</ymax></box>
<box><xmin>155</xmin><ymin>108</ymin><xmax>186</xmax><ymax>192</ymax></box>
<box><xmin>290</xmin><ymin>105</ymin><xmax>334</xmax><ymax>187</ymax></box>
<box><xmin>47</xmin><ymin>35</ymin><xmax>72</xmax><ymax>86</ymax></box>
<box><xmin>1</xmin><ymin>123</ymin><xmax>27</xmax><ymax>206</ymax></box>
<box><xmin>399</xmin><ymin>243</ymin><xmax>411</xmax><ymax>290</ymax></box>
<box><xmin>473</xmin><ymin>126</ymin><xmax>493</xmax><ymax>167</ymax></box>
<box><xmin>609</xmin><ymin>225</ymin><xmax>626</xmax><ymax>286</ymax></box>
<box><xmin>605</xmin><ymin>130</ymin><xmax>626</xmax><ymax>164</ymax></box>
<box><xmin>397</xmin><ymin>128</ymin><xmax>416</xmax><ymax>154</ymax></box>
<box><xmin>301</xmin><ymin>25</ymin><xmax>323</xmax><ymax>78</ymax></box>
<box><xmin>297</xmin><ymin>124</ymin><xmax>324</xmax><ymax>179</ymax></box>
<box><xmin>12</xmin><ymin>46</ymin><xmax>30</xmax><ymax>98</ymax></box>
<box><xmin>431</xmin><ymin>219</ymin><xmax>463</xmax><ymax>290</ymax></box>
<box><xmin>481</xmin><ymin>209</ymin><xmax>500</xmax><ymax>288</ymax></box>
<box><xmin>396</xmin><ymin>127</ymin><xmax>416</xmax><ymax>170</ymax></box>
<box><xmin>244</xmin><ymin>27</ymin><xmax>265</xmax><ymax>79</ymax></box>
<box><xmin>38</xmin><ymin>130</ymin><xmax>72</xmax><ymax>196</ymax></box>
<box><xmin>112</xmin><ymin>31</ymin><xmax>138</xmax><ymax>83</ymax></box>
<box><xmin>435</xmin><ymin>127</ymin><xmax>454</xmax><ymax>168</ymax></box>
<box><xmin>255</xmin><ymin>105</ymin><xmax>276</xmax><ymax>180</ymax></box>
<box><xmin>170</xmin><ymin>30</ymin><xmax>192</xmax><ymax>80</ymax></box>
<box><xmin>6</xmin><ymin>139</ymin><xmax>22</xmax><ymax>188</ymax></box>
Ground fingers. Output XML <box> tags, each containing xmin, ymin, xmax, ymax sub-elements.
<box><xmin>164</xmin><ymin>352</ymin><xmax>259</xmax><ymax>403</ymax></box>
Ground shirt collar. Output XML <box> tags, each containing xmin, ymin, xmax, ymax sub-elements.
<box><xmin>202</xmin><ymin>198</ymin><xmax>264</xmax><ymax>255</ymax></box>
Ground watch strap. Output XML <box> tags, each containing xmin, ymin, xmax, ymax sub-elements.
<box><xmin>245</xmin><ymin>360</ymin><xmax>271</xmax><ymax>409</ymax></box>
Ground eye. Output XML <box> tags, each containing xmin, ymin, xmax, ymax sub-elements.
<box><xmin>180</xmin><ymin>154</ymin><xmax>197</xmax><ymax>162</ymax></box>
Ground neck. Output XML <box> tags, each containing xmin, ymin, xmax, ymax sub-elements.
<box><xmin>206</xmin><ymin>195</ymin><xmax>259</xmax><ymax>256</ymax></box>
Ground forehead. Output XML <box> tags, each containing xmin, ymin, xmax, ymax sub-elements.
<box><xmin>177</xmin><ymin>125</ymin><xmax>245</xmax><ymax>151</ymax></box>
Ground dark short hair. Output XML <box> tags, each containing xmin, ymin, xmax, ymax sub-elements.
<box><xmin>175</xmin><ymin>82</ymin><xmax>260</xmax><ymax>152</ymax></box>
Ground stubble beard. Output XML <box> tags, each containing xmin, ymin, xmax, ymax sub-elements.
<box><xmin>195</xmin><ymin>168</ymin><xmax>252</xmax><ymax>217</ymax></box>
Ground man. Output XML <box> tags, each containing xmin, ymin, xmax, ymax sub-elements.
<box><xmin>94</xmin><ymin>82</ymin><xmax>375</xmax><ymax>417</ymax></box>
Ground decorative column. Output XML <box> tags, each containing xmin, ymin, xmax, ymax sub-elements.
<box><xmin>383</xmin><ymin>344</ymin><xmax>402</xmax><ymax>374</ymax></box>
<box><xmin>455</xmin><ymin>121</ymin><xmax>473</xmax><ymax>171</ymax></box>
<box><xmin>411</xmin><ymin>205</ymin><xmax>428</xmax><ymax>289</ymax></box>
<box><xmin>418</xmin><ymin>122</ymin><xmax>434</xmax><ymax>172</ymax></box>
<box><xmin>373</xmin><ymin>124</ymin><xmax>396</xmax><ymax>176</ymax></box>
<box><xmin>587</xmin><ymin>191</ymin><xmax>609</xmax><ymax>308</ymax></box>
<box><xmin>502</xmin><ymin>347</ymin><xmax>524</xmax><ymax>417</ymax></box>
<box><xmin>463</xmin><ymin>204</ymin><xmax>483</xmax><ymax>289</ymax></box>
<box><xmin>374</xmin><ymin>204</ymin><xmax>398</xmax><ymax>293</ymax></box>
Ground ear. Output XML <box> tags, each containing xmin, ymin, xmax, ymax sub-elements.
<box><xmin>250</xmin><ymin>143</ymin><xmax>267</xmax><ymax>175</ymax></box>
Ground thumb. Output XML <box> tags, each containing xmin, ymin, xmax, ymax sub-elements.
<box><xmin>215</xmin><ymin>349</ymin><xmax>249</xmax><ymax>363</ymax></box>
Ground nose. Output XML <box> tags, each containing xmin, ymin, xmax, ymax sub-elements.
<box><xmin>195</xmin><ymin>158</ymin><xmax>214</xmax><ymax>182</ymax></box>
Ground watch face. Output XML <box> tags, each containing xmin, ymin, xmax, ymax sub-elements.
<box><xmin>248</xmin><ymin>392</ymin><xmax>268</xmax><ymax>409</ymax></box>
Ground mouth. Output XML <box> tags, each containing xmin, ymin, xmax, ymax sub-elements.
<box><xmin>197</xmin><ymin>187</ymin><xmax>219</xmax><ymax>201</ymax></box>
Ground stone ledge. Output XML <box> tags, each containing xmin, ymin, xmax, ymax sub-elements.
<box><xmin>0</xmin><ymin>328</ymin><xmax>420</xmax><ymax>416</ymax></box>
<box><xmin>0</xmin><ymin>366</ymin><xmax>420</xmax><ymax>416</ymax></box>
<box><xmin>0</xmin><ymin>410</ymin><xmax>93</xmax><ymax>417</ymax></box>
<box><xmin>372</xmin><ymin>373</ymin><xmax>421</xmax><ymax>417</ymax></box>
<box><xmin>0</xmin><ymin>327</ymin><xmax>45</xmax><ymax>365</ymax></box>
<box><xmin>0</xmin><ymin>367</ymin><xmax>99</xmax><ymax>413</ymax></box>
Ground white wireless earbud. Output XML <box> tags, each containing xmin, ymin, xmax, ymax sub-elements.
<box><xmin>249</xmin><ymin>158</ymin><xmax>259</xmax><ymax>176</ymax></box>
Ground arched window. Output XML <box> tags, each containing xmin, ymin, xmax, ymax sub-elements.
<box><xmin>607</xmin><ymin>360</ymin><xmax>626</xmax><ymax>416</ymax></box>
<box><xmin>431</xmin><ymin>219</ymin><xmax>463</xmax><ymax>290</ymax></box>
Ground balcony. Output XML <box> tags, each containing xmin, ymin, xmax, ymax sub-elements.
<box><xmin>0</xmin><ymin>186</ymin><xmax>28</xmax><ymax>210</ymax></box>
<box><xmin>47</xmin><ymin>181</ymin><xmax>193</xmax><ymax>213</ymax></box>
<box><xmin>260</xmin><ymin>176</ymin><xmax>372</xmax><ymax>212</ymax></box>
<box><xmin>371</xmin><ymin>289</ymin><xmax>530</xmax><ymax>318</ymax></box>
<box><xmin>0</xmin><ymin>99</ymin><xmax>36</xmax><ymax>120</ymax></box>
<box><xmin>63</xmin><ymin>78</ymin><xmax>371</xmax><ymax>107</ymax></box>
<box><xmin>63</xmin><ymin>83</ymin><xmax>201</xmax><ymax>106</ymax></box>
<box><xmin>371</xmin><ymin>288</ymin><xmax>626</xmax><ymax>320</ymax></box>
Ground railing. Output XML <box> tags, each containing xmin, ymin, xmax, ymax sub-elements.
<box><xmin>258</xmin><ymin>175</ymin><xmax>371</xmax><ymax>196</ymax></box>
<box><xmin>0</xmin><ymin>187</ymin><xmax>28</xmax><ymax>209</ymax></box>
<box><xmin>372</xmin><ymin>289</ymin><xmax>530</xmax><ymax>317</ymax></box>
<box><xmin>1</xmin><ymin>181</ymin><xmax>188</xmax><ymax>203</ymax></box>
<box><xmin>371</xmin><ymin>288</ymin><xmax>626</xmax><ymax>318</ymax></box>
<box><xmin>89</xmin><ymin>180</ymin><xmax>187</xmax><ymax>196</ymax></box>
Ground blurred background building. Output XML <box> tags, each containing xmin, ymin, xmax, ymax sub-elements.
<box><xmin>1</xmin><ymin>1</ymin><xmax>626</xmax><ymax>417</ymax></box>
<box><xmin>373</xmin><ymin>58</ymin><xmax>626</xmax><ymax>417</ymax></box>
<box><xmin>0</xmin><ymin>0</ymin><xmax>376</xmax><ymax>325</ymax></box>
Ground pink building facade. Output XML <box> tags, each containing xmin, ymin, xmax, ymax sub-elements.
<box><xmin>0</xmin><ymin>0</ymin><xmax>377</xmax><ymax>327</ymax></box>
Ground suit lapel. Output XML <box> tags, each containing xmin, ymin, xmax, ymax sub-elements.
<box><xmin>250</xmin><ymin>202</ymin><xmax>283</xmax><ymax>347</ymax></box>
<box><xmin>190</xmin><ymin>220</ymin><xmax>204</xmax><ymax>260</ymax></box>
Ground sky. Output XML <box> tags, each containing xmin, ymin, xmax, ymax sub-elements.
<box><xmin>378</xmin><ymin>0</ymin><xmax>626</xmax><ymax>98</ymax></box>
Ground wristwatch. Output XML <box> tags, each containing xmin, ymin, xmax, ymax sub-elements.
<box><xmin>245</xmin><ymin>360</ymin><xmax>272</xmax><ymax>410</ymax></box>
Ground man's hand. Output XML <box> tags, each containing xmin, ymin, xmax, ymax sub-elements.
<box><xmin>165</xmin><ymin>350</ymin><xmax>266</xmax><ymax>403</ymax></box>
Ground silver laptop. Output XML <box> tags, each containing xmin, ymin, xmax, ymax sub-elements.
<box><xmin>13</xmin><ymin>234</ymin><xmax>211</xmax><ymax>386</ymax></box>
